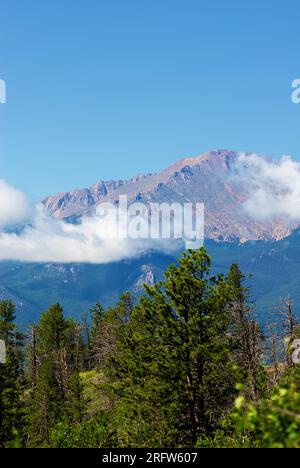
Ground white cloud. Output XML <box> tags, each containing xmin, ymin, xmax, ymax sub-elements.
<box><xmin>0</xmin><ymin>184</ymin><xmax>182</xmax><ymax>263</ymax></box>
<box><xmin>0</xmin><ymin>180</ymin><xmax>30</xmax><ymax>228</ymax></box>
<box><xmin>232</xmin><ymin>153</ymin><xmax>300</xmax><ymax>222</ymax></box>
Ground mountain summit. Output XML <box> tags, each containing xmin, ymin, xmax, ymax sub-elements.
<box><xmin>43</xmin><ymin>150</ymin><xmax>294</xmax><ymax>242</ymax></box>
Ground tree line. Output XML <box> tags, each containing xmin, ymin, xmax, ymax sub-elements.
<box><xmin>0</xmin><ymin>247</ymin><xmax>300</xmax><ymax>448</ymax></box>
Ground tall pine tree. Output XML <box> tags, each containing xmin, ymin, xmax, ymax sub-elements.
<box><xmin>28</xmin><ymin>304</ymin><xmax>84</xmax><ymax>447</ymax></box>
<box><xmin>0</xmin><ymin>300</ymin><xmax>25</xmax><ymax>448</ymax></box>
<box><xmin>108</xmin><ymin>248</ymin><xmax>240</xmax><ymax>447</ymax></box>
<box><xmin>228</xmin><ymin>264</ymin><xmax>266</xmax><ymax>400</ymax></box>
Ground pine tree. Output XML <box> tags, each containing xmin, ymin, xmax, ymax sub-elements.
<box><xmin>81</xmin><ymin>312</ymin><xmax>92</xmax><ymax>370</ymax></box>
<box><xmin>28</xmin><ymin>304</ymin><xmax>85</xmax><ymax>447</ymax></box>
<box><xmin>90</xmin><ymin>303</ymin><xmax>106</xmax><ymax>369</ymax></box>
<box><xmin>108</xmin><ymin>248</ymin><xmax>240</xmax><ymax>447</ymax></box>
<box><xmin>228</xmin><ymin>264</ymin><xmax>266</xmax><ymax>400</ymax></box>
<box><xmin>90</xmin><ymin>295</ymin><xmax>134</xmax><ymax>370</ymax></box>
<box><xmin>0</xmin><ymin>300</ymin><xmax>25</xmax><ymax>448</ymax></box>
<box><xmin>28</xmin><ymin>324</ymin><xmax>38</xmax><ymax>390</ymax></box>
<box><xmin>267</xmin><ymin>323</ymin><xmax>282</xmax><ymax>386</ymax></box>
<box><xmin>275</xmin><ymin>297</ymin><xmax>299</xmax><ymax>368</ymax></box>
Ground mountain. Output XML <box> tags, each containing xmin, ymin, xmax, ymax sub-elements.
<box><xmin>43</xmin><ymin>150</ymin><xmax>295</xmax><ymax>243</ymax></box>
<box><xmin>2</xmin><ymin>149</ymin><xmax>300</xmax><ymax>325</ymax></box>
<box><xmin>0</xmin><ymin>254</ymin><xmax>175</xmax><ymax>325</ymax></box>
<box><xmin>2</xmin><ymin>231</ymin><xmax>300</xmax><ymax>326</ymax></box>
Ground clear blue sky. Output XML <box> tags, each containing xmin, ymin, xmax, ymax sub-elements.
<box><xmin>1</xmin><ymin>0</ymin><xmax>299</xmax><ymax>199</ymax></box>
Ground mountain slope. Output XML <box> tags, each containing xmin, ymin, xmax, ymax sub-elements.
<box><xmin>2</xmin><ymin>231</ymin><xmax>300</xmax><ymax>325</ymax></box>
<box><xmin>2</xmin><ymin>149</ymin><xmax>300</xmax><ymax>325</ymax></box>
<box><xmin>43</xmin><ymin>150</ymin><xmax>295</xmax><ymax>242</ymax></box>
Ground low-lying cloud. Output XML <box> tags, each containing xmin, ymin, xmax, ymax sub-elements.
<box><xmin>0</xmin><ymin>184</ymin><xmax>190</xmax><ymax>263</ymax></box>
<box><xmin>233</xmin><ymin>153</ymin><xmax>300</xmax><ymax>222</ymax></box>
<box><xmin>0</xmin><ymin>205</ymin><xmax>179</xmax><ymax>264</ymax></box>
<box><xmin>0</xmin><ymin>180</ymin><xmax>30</xmax><ymax>228</ymax></box>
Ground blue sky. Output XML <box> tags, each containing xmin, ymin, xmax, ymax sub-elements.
<box><xmin>1</xmin><ymin>0</ymin><xmax>300</xmax><ymax>199</ymax></box>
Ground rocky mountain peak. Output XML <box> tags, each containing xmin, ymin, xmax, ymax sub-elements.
<box><xmin>42</xmin><ymin>150</ymin><xmax>296</xmax><ymax>242</ymax></box>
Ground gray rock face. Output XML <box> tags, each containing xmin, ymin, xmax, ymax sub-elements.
<box><xmin>43</xmin><ymin>150</ymin><xmax>296</xmax><ymax>242</ymax></box>
<box><xmin>43</xmin><ymin>175</ymin><xmax>152</xmax><ymax>220</ymax></box>
<box><xmin>133</xmin><ymin>265</ymin><xmax>156</xmax><ymax>292</ymax></box>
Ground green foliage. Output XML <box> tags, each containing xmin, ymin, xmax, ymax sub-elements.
<box><xmin>0</xmin><ymin>300</ymin><xmax>26</xmax><ymax>448</ymax></box>
<box><xmin>50</xmin><ymin>413</ymin><xmax>114</xmax><ymax>448</ymax></box>
<box><xmin>228</xmin><ymin>263</ymin><xmax>267</xmax><ymax>400</ymax></box>
<box><xmin>107</xmin><ymin>248</ymin><xmax>241</xmax><ymax>447</ymax></box>
<box><xmin>233</xmin><ymin>368</ymin><xmax>300</xmax><ymax>448</ymax></box>
<box><xmin>2</xmin><ymin>248</ymin><xmax>300</xmax><ymax>449</ymax></box>
<box><xmin>196</xmin><ymin>421</ymin><xmax>257</xmax><ymax>448</ymax></box>
<box><xmin>28</xmin><ymin>304</ymin><xmax>85</xmax><ymax>447</ymax></box>
<box><xmin>199</xmin><ymin>369</ymin><xmax>300</xmax><ymax>448</ymax></box>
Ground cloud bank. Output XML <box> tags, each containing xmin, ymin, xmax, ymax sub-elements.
<box><xmin>0</xmin><ymin>185</ymin><xmax>184</xmax><ymax>263</ymax></box>
<box><xmin>0</xmin><ymin>180</ymin><xmax>30</xmax><ymax>228</ymax></box>
<box><xmin>233</xmin><ymin>153</ymin><xmax>300</xmax><ymax>222</ymax></box>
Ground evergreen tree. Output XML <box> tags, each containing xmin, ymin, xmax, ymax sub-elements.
<box><xmin>0</xmin><ymin>300</ymin><xmax>25</xmax><ymax>447</ymax></box>
<box><xmin>90</xmin><ymin>294</ymin><xmax>134</xmax><ymax>370</ymax></box>
<box><xmin>108</xmin><ymin>248</ymin><xmax>240</xmax><ymax>447</ymax></box>
<box><xmin>90</xmin><ymin>303</ymin><xmax>106</xmax><ymax>369</ymax></box>
<box><xmin>28</xmin><ymin>304</ymin><xmax>85</xmax><ymax>447</ymax></box>
<box><xmin>228</xmin><ymin>264</ymin><xmax>267</xmax><ymax>400</ymax></box>
<box><xmin>275</xmin><ymin>297</ymin><xmax>299</xmax><ymax>368</ymax></box>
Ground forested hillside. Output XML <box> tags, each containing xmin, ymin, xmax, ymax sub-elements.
<box><xmin>1</xmin><ymin>248</ymin><xmax>300</xmax><ymax>449</ymax></box>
